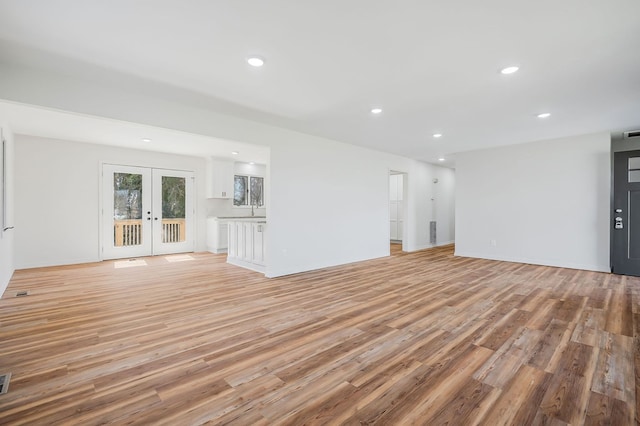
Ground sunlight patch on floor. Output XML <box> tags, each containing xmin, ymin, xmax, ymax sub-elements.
<box><xmin>114</xmin><ymin>259</ymin><xmax>148</xmax><ymax>268</ymax></box>
<box><xmin>164</xmin><ymin>254</ymin><xmax>194</xmax><ymax>263</ymax></box>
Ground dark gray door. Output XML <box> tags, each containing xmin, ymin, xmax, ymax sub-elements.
<box><xmin>611</xmin><ymin>149</ymin><xmax>640</xmax><ymax>276</ymax></box>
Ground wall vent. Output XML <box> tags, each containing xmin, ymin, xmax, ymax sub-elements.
<box><xmin>0</xmin><ymin>373</ymin><xmax>11</xmax><ymax>394</ymax></box>
<box><xmin>430</xmin><ymin>221</ymin><xmax>437</xmax><ymax>245</ymax></box>
<box><xmin>624</xmin><ymin>130</ymin><xmax>640</xmax><ymax>138</ymax></box>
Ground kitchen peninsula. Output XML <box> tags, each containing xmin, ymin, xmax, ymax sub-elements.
<box><xmin>207</xmin><ymin>216</ymin><xmax>267</xmax><ymax>273</ymax></box>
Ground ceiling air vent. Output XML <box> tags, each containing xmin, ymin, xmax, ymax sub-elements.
<box><xmin>624</xmin><ymin>130</ymin><xmax>640</xmax><ymax>138</ymax></box>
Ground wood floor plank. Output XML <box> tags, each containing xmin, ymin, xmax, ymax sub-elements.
<box><xmin>0</xmin><ymin>245</ymin><xmax>638</xmax><ymax>424</ymax></box>
<box><xmin>477</xmin><ymin>364</ymin><xmax>553</xmax><ymax>426</ymax></box>
<box><xmin>590</xmin><ymin>332</ymin><xmax>634</xmax><ymax>403</ymax></box>
<box><xmin>538</xmin><ymin>341</ymin><xmax>599</xmax><ymax>424</ymax></box>
<box><xmin>528</xmin><ymin>318</ymin><xmax>574</xmax><ymax>372</ymax></box>
<box><xmin>386</xmin><ymin>345</ymin><xmax>494</xmax><ymax>424</ymax></box>
<box><xmin>584</xmin><ymin>391</ymin><xmax>612</xmax><ymax>425</ymax></box>
<box><xmin>474</xmin><ymin>326</ymin><xmax>544</xmax><ymax>389</ymax></box>
<box><xmin>476</xmin><ymin>308</ymin><xmax>531</xmax><ymax>351</ymax></box>
<box><xmin>423</xmin><ymin>378</ymin><xmax>496</xmax><ymax>425</ymax></box>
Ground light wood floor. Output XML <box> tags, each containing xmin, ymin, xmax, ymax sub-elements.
<box><xmin>0</xmin><ymin>245</ymin><xmax>638</xmax><ymax>425</ymax></box>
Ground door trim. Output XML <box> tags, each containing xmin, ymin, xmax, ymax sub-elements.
<box><xmin>100</xmin><ymin>162</ymin><xmax>196</xmax><ymax>260</ymax></box>
<box><xmin>102</xmin><ymin>164</ymin><xmax>153</xmax><ymax>260</ymax></box>
<box><xmin>151</xmin><ymin>168</ymin><xmax>195</xmax><ymax>255</ymax></box>
<box><xmin>610</xmin><ymin>131</ymin><xmax>640</xmax><ymax>275</ymax></box>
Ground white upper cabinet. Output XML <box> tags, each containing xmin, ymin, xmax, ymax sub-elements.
<box><xmin>206</xmin><ymin>158</ymin><xmax>234</xmax><ymax>198</ymax></box>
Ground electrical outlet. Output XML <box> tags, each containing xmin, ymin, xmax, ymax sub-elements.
<box><xmin>490</xmin><ymin>239</ymin><xmax>497</xmax><ymax>247</ymax></box>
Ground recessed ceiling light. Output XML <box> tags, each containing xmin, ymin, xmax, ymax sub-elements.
<box><xmin>438</xmin><ymin>158</ymin><xmax>445</xmax><ymax>162</ymax></box>
<box><xmin>247</xmin><ymin>56</ymin><xmax>265</xmax><ymax>67</ymax></box>
<box><xmin>142</xmin><ymin>138</ymin><xmax>151</xmax><ymax>142</ymax></box>
<box><xmin>231</xmin><ymin>151</ymin><xmax>239</xmax><ymax>155</ymax></box>
<box><xmin>371</xmin><ymin>108</ymin><xmax>383</xmax><ymax>114</ymax></box>
<box><xmin>500</xmin><ymin>66</ymin><xmax>519</xmax><ymax>75</ymax></box>
<box><xmin>537</xmin><ymin>112</ymin><xmax>551</xmax><ymax>119</ymax></box>
<box><xmin>249</xmin><ymin>162</ymin><xmax>255</xmax><ymax>165</ymax></box>
<box><xmin>433</xmin><ymin>133</ymin><xmax>443</xmax><ymax>138</ymax></box>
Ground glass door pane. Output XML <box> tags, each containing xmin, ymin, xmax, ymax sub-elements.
<box><xmin>161</xmin><ymin>176</ymin><xmax>186</xmax><ymax>243</ymax></box>
<box><xmin>152</xmin><ymin>169</ymin><xmax>194</xmax><ymax>255</ymax></box>
<box><xmin>113</xmin><ymin>172</ymin><xmax>143</xmax><ymax>247</ymax></box>
<box><xmin>102</xmin><ymin>164</ymin><xmax>152</xmax><ymax>260</ymax></box>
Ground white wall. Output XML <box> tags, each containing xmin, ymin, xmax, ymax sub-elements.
<box><xmin>267</xmin><ymin>138</ymin><xmax>457</xmax><ymax>276</ymax></box>
<box><xmin>455</xmin><ymin>132</ymin><xmax>610</xmax><ymax>271</ymax></box>
<box><xmin>0</xmin><ymin>124</ymin><xmax>14</xmax><ymax>296</ymax></box>
<box><xmin>268</xmin><ymin>137</ymin><xmax>388</xmax><ymax>275</ymax></box>
<box><xmin>14</xmin><ymin>135</ymin><xmax>207</xmax><ymax>269</ymax></box>
<box><xmin>0</xmin><ymin>62</ymin><xmax>456</xmax><ymax>277</ymax></box>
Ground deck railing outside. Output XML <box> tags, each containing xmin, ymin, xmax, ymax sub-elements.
<box><xmin>114</xmin><ymin>219</ymin><xmax>142</xmax><ymax>246</ymax></box>
<box><xmin>161</xmin><ymin>219</ymin><xmax>186</xmax><ymax>243</ymax></box>
<box><xmin>114</xmin><ymin>218</ymin><xmax>186</xmax><ymax>246</ymax></box>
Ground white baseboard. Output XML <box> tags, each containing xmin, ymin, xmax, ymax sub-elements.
<box><xmin>16</xmin><ymin>257</ymin><xmax>99</xmax><ymax>270</ymax></box>
<box><xmin>227</xmin><ymin>258</ymin><xmax>265</xmax><ymax>274</ymax></box>
<box><xmin>207</xmin><ymin>246</ymin><xmax>228</xmax><ymax>254</ymax></box>
<box><xmin>407</xmin><ymin>240</ymin><xmax>455</xmax><ymax>252</ymax></box>
<box><xmin>266</xmin><ymin>254</ymin><xmax>389</xmax><ymax>278</ymax></box>
<box><xmin>454</xmin><ymin>250</ymin><xmax>609</xmax><ymax>273</ymax></box>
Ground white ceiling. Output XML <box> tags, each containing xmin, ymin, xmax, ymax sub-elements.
<box><xmin>0</xmin><ymin>0</ymin><xmax>639</xmax><ymax>164</ymax></box>
<box><xmin>0</xmin><ymin>101</ymin><xmax>270</xmax><ymax>164</ymax></box>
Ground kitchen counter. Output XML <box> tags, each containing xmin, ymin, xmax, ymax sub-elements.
<box><xmin>210</xmin><ymin>216</ymin><xmax>266</xmax><ymax>220</ymax></box>
<box><xmin>226</xmin><ymin>219</ymin><xmax>267</xmax><ymax>273</ymax></box>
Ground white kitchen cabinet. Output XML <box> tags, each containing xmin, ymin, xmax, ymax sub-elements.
<box><xmin>227</xmin><ymin>221</ymin><xmax>238</xmax><ymax>258</ymax></box>
<box><xmin>206</xmin><ymin>158</ymin><xmax>234</xmax><ymax>198</ymax></box>
<box><xmin>241</xmin><ymin>222</ymin><xmax>252</xmax><ymax>262</ymax></box>
<box><xmin>226</xmin><ymin>219</ymin><xmax>267</xmax><ymax>273</ymax></box>
<box><xmin>206</xmin><ymin>218</ymin><xmax>228</xmax><ymax>253</ymax></box>
<box><xmin>251</xmin><ymin>222</ymin><xmax>266</xmax><ymax>266</ymax></box>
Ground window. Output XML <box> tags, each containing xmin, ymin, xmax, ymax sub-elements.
<box><xmin>234</xmin><ymin>175</ymin><xmax>264</xmax><ymax>207</ymax></box>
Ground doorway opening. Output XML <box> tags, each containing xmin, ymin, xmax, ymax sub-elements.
<box><xmin>102</xmin><ymin>164</ymin><xmax>194</xmax><ymax>260</ymax></box>
<box><xmin>389</xmin><ymin>171</ymin><xmax>407</xmax><ymax>249</ymax></box>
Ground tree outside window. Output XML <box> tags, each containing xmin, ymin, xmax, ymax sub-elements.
<box><xmin>234</xmin><ymin>175</ymin><xmax>264</xmax><ymax>207</ymax></box>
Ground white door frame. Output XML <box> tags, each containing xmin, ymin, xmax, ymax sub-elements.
<box><xmin>152</xmin><ymin>168</ymin><xmax>194</xmax><ymax>255</ymax></box>
<box><xmin>389</xmin><ymin>170</ymin><xmax>408</xmax><ymax>252</ymax></box>
<box><xmin>101</xmin><ymin>164</ymin><xmax>195</xmax><ymax>260</ymax></box>
<box><xmin>102</xmin><ymin>164</ymin><xmax>153</xmax><ymax>260</ymax></box>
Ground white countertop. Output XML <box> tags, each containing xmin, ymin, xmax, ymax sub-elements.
<box><xmin>208</xmin><ymin>216</ymin><xmax>266</xmax><ymax>221</ymax></box>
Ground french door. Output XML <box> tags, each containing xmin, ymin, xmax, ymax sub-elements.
<box><xmin>102</xmin><ymin>164</ymin><xmax>194</xmax><ymax>259</ymax></box>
